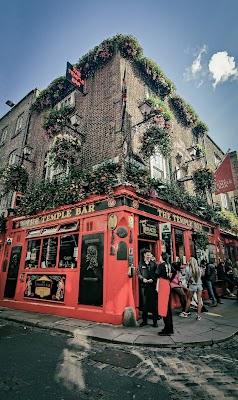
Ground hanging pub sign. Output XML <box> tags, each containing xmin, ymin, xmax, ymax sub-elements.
<box><xmin>66</xmin><ymin>62</ymin><xmax>85</xmax><ymax>92</ymax></box>
<box><xmin>139</xmin><ymin>218</ymin><xmax>158</xmax><ymax>239</ymax></box>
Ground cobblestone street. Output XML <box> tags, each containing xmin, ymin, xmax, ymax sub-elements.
<box><xmin>80</xmin><ymin>335</ymin><xmax>238</xmax><ymax>400</ymax></box>
<box><xmin>1</xmin><ymin>319</ymin><xmax>238</xmax><ymax>399</ymax></box>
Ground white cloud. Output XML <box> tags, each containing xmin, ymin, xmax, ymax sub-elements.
<box><xmin>184</xmin><ymin>45</ymin><xmax>207</xmax><ymax>87</ymax></box>
<box><xmin>208</xmin><ymin>51</ymin><xmax>238</xmax><ymax>87</ymax></box>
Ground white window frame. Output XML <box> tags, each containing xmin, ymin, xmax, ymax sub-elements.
<box><xmin>214</xmin><ymin>153</ymin><xmax>222</xmax><ymax>168</ymax></box>
<box><xmin>0</xmin><ymin>127</ymin><xmax>8</xmax><ymax>145</ymax></box>
<box><xmin>55</xmin><ymin>91</ymin><xmax>75</xmax><ymax>110</ymax></box>
<box><xmin>44</xmin><ymin>153</ymin><xmax>69</xmax><ymax>182</ymax></box>
<box><xmin>15</xmin><ymin>114</ymin><xmax>24</xmax><ymax>134</ymax></box>
<box><xmin>220</xmin><ymin>193</ymin><xmax>229</xmax><ymax>210</ymax></box>
<box><xmin>8</xmin><ymin>150</ymin><xmax>18</xmax><ymax>165</ymax></box>
<box><xmin>150</xmin><ymin>151</ymin><xmax>168</xmax><ymax>181</ymax></box>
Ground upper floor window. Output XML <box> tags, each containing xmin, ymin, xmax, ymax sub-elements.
<box><xmin>14</xmin><ymin>113</ymin><xmax>24</xmax><ymax>135</ymax></box>
<box><xmin>8</xmin><ymin>149</ymin><xmax>18</xmax><ymax>165</ymax></box>
<box><xmin>0</xmin><ymin>127</ymin><xmax>8</xmax><ymax>145</ymax></box>
<box><xmin>43</xmin><ymin>152</ymin><xmax>69</xmax><ymax>182</ymax></box>
<box><xmin>55</xmin><ymin>91</ymin><xmax>75</xmax><ymax>110</ymax></box>
<box><xmin>214</xmin><ymin>153</ymin><xmax>222</xmax><ymax>168</ymax></box>
<box><xmin>220</xmin><ymin>193</ymin><xmax>230</xmax><ymax>210</ymax></box>
<box><xmin>150</xmin><ymin>151</ymin><xmax>168</xmax><ymax>181</ymax></box>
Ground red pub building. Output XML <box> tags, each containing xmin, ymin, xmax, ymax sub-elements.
<box><xmin>0</xmin><ymin>34</ymin><xmax>237</xmax><ymax>324</ymax></box>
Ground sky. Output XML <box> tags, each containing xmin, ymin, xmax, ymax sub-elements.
<box><xmin>0</xmin><ymin>0</ymin><xmax>238</xmax><ymax>153</ymax></box>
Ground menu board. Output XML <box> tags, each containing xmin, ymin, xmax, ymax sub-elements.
<box><xmin>41</xmin><ymin>237</ymin><xmax>58</xmax><ymax>268</ymax></box>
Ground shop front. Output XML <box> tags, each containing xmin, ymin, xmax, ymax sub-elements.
<box><xmin>0</xmin><ymin>186</ymin><xmax>219</xmax><ymax>325</ymax></box>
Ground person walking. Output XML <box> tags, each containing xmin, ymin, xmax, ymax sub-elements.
<box><xmin>137</xmin><ymin>249</ymin><xmax>158</xmax><ymax>327</ymax></box>
<box><xmin>156</xmin><ymin>253</ymin><xmax>174</xmax><ymax>335</ymax></box>
<box><xmin>217</xmin><ymin>260</ymin><xmax>237</xmax><ymax>297</ymax></box>
<box><xmin>179</xmin><ymin>256</ymin><xmax>203</xmax><ymax>320</ymax></box>
<box><xmin>205</xmin><ymin>260</ymin><xmax>219</xmax><ymax>306</ymax></box>
<box><xmin>170</xmin><ymin>261</ymin><xmax>188</xmax><ymax>313</ymax></box>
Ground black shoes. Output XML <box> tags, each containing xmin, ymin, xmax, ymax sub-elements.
<box><xmin>158</xmin><ymin>330</ymin><xmax>174</xmax><ymax>336</ymax></box>
<box><xmin>139</xmin><ymin>321</ymin><xmax>148</xmax><ymax>327</ymax></box>
<box><xmin>152</xmin><ymin>323</ymin><xmax>158</xmax><ymax>328</ymax></box>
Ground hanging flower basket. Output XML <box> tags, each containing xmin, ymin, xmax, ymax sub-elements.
<box><xmin>50</xmin><ymin>133</ymin><xmax>82</xmax><ymax>168</ymax></box>
<box><xmin>192</xmin><ymin>121</ymin><xmax>208</xmax><ymax>138</ymax></box>
<box><xmin>43</xmin><ymin>105</ymin><xmax>75</xmax><ymax>138</ymax></box>
<box><xmin>140</xmin><ymin>116</ymin><xmax>173</xmax><ymax>159</ymax></box>
<box><xmin>0</xmin><ymin>165</ymin><xmax>28</xmax><ymax>194</ymax></box>
<box><xmin>192</xmin><ymin>167</ymin><xmax>215</xmax><ymax>195</ymax></box>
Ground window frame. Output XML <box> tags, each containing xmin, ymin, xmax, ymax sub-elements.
<box><xmin>0</xmin><ymin>127</ymin><xmax>8</xmax><ymax>145</ymax></box>
<box><xmin>24</xmin><ymin>221</ymin><xmax>80</xmax><ymax>270</ymax></box>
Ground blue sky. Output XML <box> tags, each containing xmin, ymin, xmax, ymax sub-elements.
<box><xmin>0</xmin><ymin>0</ymin><xmax>237</xmax><ymax>153</ymax></box>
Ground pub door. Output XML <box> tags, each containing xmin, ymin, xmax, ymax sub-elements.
<box><xmin>4</xmin><ymin>246</ymin><xmax>22</xmax><ymax>298</ymax></box>
<box><xmin>78</xmin><ymin>233</ymin><xmax>104</xmax><ymax>306</ymax></box>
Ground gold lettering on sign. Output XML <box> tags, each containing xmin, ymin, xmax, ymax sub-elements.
<box><xmin>157</xmin><ymin>207</ymin><xmax>202</xmax><ymax>231</ymax></box>
<box><xmin>17</xmin><ymin>203</ymin><xmax>95</xmax><ymax>228</ymax></box>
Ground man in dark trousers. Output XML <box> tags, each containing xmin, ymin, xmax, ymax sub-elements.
<box><xmin>137</xmin><ymin>249</ymin><xmax>158</xmax><ymax>327</ymax></box>
<box><xmin>156</xmin><ymin>252</ymin><xmax>174</xmax><ymax>335</ymax></box>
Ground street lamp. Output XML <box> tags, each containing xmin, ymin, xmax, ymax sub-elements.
<box><xmin>138</xmin><ymin>101</ymin><xmax>153</xmax><ymax>120</ymax></box>
<box><xmin>5</xmin><ymin>100</ymin><xmax>15</xmax><ymax>108</ymax></box>
<box><xmin>15</xmin><ymin>145</ymin><xmax>36</xmax><ymax>165</ymax></box>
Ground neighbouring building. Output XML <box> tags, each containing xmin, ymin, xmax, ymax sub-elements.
<box><xmin>0</xmin><ymin>35</ymin><xmax>237</xmax><ymax>325</ymax></box>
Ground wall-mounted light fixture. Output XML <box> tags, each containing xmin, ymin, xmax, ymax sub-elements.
<box><xmin>138</xmin><ymin>101</ymin><xmax>153</xmax><ymax>120</ymax></box>
<box><xmin>5</xmin><ymin>100</ymin><xmax>15</xmax><ymax>108</ymax></box>
<box><xmin>15</xmin><ymin>145</ymin><xmax>36</xmax><ymax>165</ymax></box>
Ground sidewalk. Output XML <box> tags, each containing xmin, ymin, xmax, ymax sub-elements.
<box><xmin>0</xmin><ymin>298</ymin><xmax>237</xmax><ymax>348</ymax></box>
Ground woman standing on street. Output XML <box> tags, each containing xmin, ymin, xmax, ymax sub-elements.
<box><xmin>179</xmin><ymin>256</ymin><xmax>203</xmax><ymax>320</ymax></box>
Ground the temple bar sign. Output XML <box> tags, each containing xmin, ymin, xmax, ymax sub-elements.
<box><xmin>139</xmin><ymin>218</ymin><xmax>158</xmax><ymax>238</ymax></box>
<box><xmin>66</xmin><ymin>62</ymin><xmax>85</xmax><ymax>92</ymax></box>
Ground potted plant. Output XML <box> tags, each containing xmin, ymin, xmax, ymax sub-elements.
<box><xmin>192</xmin><ymin>167</ymin><xmax>215</xmax><ymax>196</ymax></box>
<box><xmin>43</xmin><ymin>105</ymin><xmax>75</xmax><ymax>138</ymax></box>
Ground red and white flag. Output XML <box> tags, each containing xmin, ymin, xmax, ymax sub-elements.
<box><xmin>214</xmin><ymin>153</ymin><xmax>238</xmax><ymax>194</ymax></box>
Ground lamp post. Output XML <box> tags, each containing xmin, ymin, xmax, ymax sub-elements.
<box><xmin>15</xmin><ymin>145</ymin><xmax>36</xmax><ymax>165</ymax></box>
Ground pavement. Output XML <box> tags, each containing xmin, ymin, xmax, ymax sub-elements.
<box><xmin>0</xmin><ymin>297</ymin><xmax>237</xmax><ymax>348</ymax></box>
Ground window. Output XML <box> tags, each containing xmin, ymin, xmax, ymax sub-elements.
<box><xmin>41</xmin><ymin>237</ymin><xmax>58</xmax><ymax>268</ymax></box>
<box><xmin>43</xmin><ymin>152</ymin><xmax>69</xmax><ymax>182</ymax></box>
<box><xmin>174</xmin><ymin>229</ymin><xmax>185</xmax><ymax>262</ymax></box>
<box><xmin>14</xmin><ymin>114</ymin><xmax>24</xmax><ymax>135</ymax></box>
<box><xmin>24</xmin><ymin>233</ymin><xmax>79</xmax><ymax>269</ymax></box>
<box><xmin>59</xmin><ymin>234</ymin><xmax>78</xmax><ymax>268</ymax></box>
<box><xmin>214</xmin><ymin>153</ymin><xmax>222</xmax><ymax>168</ymax></box>
<box><xmin>55</xmin><ymin>91</ymin><xmax>75</xmax><ymax>110</ymax></box>
<box><xmin>0</xmin><ymin>127</ymin><xmax>8</xmax><ymax>145</ymax></box>
<box><xmin>25</xmin><ymin>239</ymin><xmax>41</xmax><ymax>269</ymax></box>
<box><xmin>8</xmin><ymin>150</ymin><xmax>18</xmax><ymax>165</ymax></box>
<box><xmin>150</xmin><ymin>152</ymin><xmax>168</xmax><ymax>181</ymax></box>
<box><xmin>220</xmin><ymin>193</ymin><xmax>229</xmax><ymax>209</ymax></box>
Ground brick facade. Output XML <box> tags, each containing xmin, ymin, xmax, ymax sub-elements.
<box><xmin>0</xmin><ymin>47</ymin><xmax>235</xmax><ymax>215</ymax></box>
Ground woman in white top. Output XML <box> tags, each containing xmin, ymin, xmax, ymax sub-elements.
<box><xmin>179</xmin><ymin>256</ymin><xmax>203</xmax><ymax>320</ymax></box>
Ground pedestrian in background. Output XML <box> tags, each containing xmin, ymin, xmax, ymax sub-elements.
<box><xmin>180</xmin><ymin>256</ymin><xmax>203</xmax><ymax>320</ymax></box>
<box><xmin>170</xmin><ymin>261</ymin><xmax>188</xmax><ymax>313</ymax></box>
<box><xmin>205</xmin><ymin>260</ymin><xmax>221</xmax><ymax>306</ymax></box>
<box><xmin>137</xmin><ymin>249</ymin><xmax>158</xmax><ymax>327</ymax></box>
